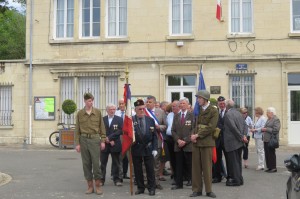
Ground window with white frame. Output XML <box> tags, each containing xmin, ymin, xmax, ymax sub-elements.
<box><xmin>230</xmin><ymin>75</ymin><xmax>254</xmax><ymax>116</ymax></box>
<box><xmin>107</xmin><ymin>0</ymin><xmax>127</xmax><ymax>37</ymax></box>
<box><xmin>0</xmin><ymin>85</ymin><xmax>13</xmax><ymax>126</ymax></box>
<box><xmin>54</xmin><ymin>0</ymin><xmax>74</xmax><ymax>39</ymax></box>
<box><xmin>80</xmin><ymin>0</ymin><xmax>101</xmax><ymax>38</ymax></box>
<box><xmin>291</xmin><ymin>0</ymin><xmax>300</xmax><ymax>32</ymax></box>
<box><xmin>230</xmin><ymin>0</ymin><xmax>253</xmax><ymax>33</ymax></box>
<box><xmin>170</xmin><ymin>0</ymin><xmax>192</xmax><ymax>35</ymax></box>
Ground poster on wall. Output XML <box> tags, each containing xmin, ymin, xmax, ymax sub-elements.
<box><xmin>34</xmin><ymin>96</ymin><xmax>55</xmax><ymax>120</ymax></box>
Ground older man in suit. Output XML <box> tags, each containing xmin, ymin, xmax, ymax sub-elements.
<box><xmin>171</xmin><ymin>97</ymin><xmax>194</xmax><ymax>190</ymax></box>
<box><xmin>100</xmin><ymin>103</ymin><xmax>123</xmax><ymax>186</ymax></box>
<box><xmin>223</xmin><ymin>99</ymin><xmax>248</xmax><ymax>186</ymax></box>
<box><xmin>145</xmin><ymin>95</ymin><xmax>167</xmax><ymax>190</ymax></box>
<box><xmin>132</xmin><ymin>99</ymin><xmax>158</xmax><ymax>196</ymax></box>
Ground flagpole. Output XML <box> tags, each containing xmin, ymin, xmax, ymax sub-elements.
<box><xmin>125</xmin><ymin>65</ymin><xmax>134</xmax><ymax>196</ymax></box>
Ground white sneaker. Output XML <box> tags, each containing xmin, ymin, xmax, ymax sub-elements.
<box><xmin>256</xmin><ymin>166</ymin><xmax>264</xmax><ymax>171</ymax></box>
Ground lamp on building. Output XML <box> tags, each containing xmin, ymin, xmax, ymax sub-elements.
<box><xmin>0</xmin><ymin>62</ymin><xmax>5</xmax><ymax>74</ymax></box>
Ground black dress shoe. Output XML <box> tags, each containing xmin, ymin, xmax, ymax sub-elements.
<box><xmin>186</xmin><ymin>180</ymin><xmax>192</xmax><ymax>186</ymax></box>
<box><xmin>149</xmin><ymin>190</ymin><xmax>155</xmax><ymax>196</ymax></box>
<box><xmin>123</xmin><ymin>174</ymin><xmax>130</xmax><ymax>179</ymax></box>
<box><xmin>226</xmin><ymin>180</ymin><xmax>240</xmax><ymax>186</ymax></box>
<box><xmin>206</xmin><ymin>192</ymin><xmax>216</xmax><ymax>198</ymax></box>
<box><xmin>135</xmin><ymin>190</ymin><xmax>144</xmax><ymax>195</ymax></box>
<box><xmin>212</xmin><ymin>178</ymin><xmax>222</xmax><ymax>183</ymax></box>
<box><xmin>264</xmin><ymin>168</ymin><xmax>271</xmax><ymax>172</ymax></box>
<box><xmin>189</xmin><ymin>192</ymin><xmax>202</xmax><ymax>197</ymax></box>
<box><xmin>171</xmin><ymin>185</ymin><xmax>183</xmax><ymax>190</ymax></box>
<box><xmin>267</xmin><ymin>169</ymin><xmax>277</xmax><ymax>173</ymax></box>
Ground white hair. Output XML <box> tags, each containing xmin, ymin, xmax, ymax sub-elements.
<box><xmin>266</xmin><ymin>107</ymin><xmax>276</xmax><ymax>115</ymax></box>
<box><xmin>179</xmin><ymin>97</ymin><xmax>189</xmax><ymax>104</ymax></box>
<box><xmin>106</xmin><ymin>103</ymin><xmax>117</xmax><ymax>110</ymax></box>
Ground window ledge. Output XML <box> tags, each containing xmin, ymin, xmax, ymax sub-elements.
<box><xmin>0</xmin><ymin>125</ymin><xmax>13</xmax><ymax>129</ymax></box>
<box><xmin>49</xmin><ymin>37</ymin><xmax>130</xmax><ymax>45</ymax></box>
<box><xmin>226</xmin><ymin>33</ymin><xmax>256</xmax><ymax>39</ymax></box>
<box><xmin>166</xmin><ymin>35</ymin><xmax>195</xmax><ymax>41</ymax></box>
<box><xmin>288</xmin><ymin>33</ymin><xmax>300</xmax><ymax>38</ymax></box>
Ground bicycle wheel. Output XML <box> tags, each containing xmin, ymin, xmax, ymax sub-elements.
<box><xmin>49</xmin><ymin>131</ymin><xmax>60</xmax><ymax>147</ymax></box>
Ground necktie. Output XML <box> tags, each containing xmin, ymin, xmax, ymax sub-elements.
<box><xmin>139</xmin><ymin>118</ymin><xmax>144</xmax><ymax>133</ymax></box>
<box><xmin>181</xmin><ymin>113</ymin><xmax>185</xmax><ymax>125</ymax></box>
<box><xmin>121</xmin><ymin>111</ymin><xmax>124</xmax><ymax>120</ymax></box>
<box><xmin>220</xmin><ymin>110</ymin><xmax>224</xmax><ymax>118</ymax></box>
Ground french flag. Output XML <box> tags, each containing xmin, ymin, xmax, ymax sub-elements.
<box><xmin>216</xmin><ymin>0</ymin><xmax>222</xmax><ymax>21</ymax></box>
<box><xmin>121</xmin><ymin>84</ymin><xmax>135</xmax><ymax>156</ymax></box>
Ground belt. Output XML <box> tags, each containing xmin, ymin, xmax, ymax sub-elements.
<box><xmin>80</xmin><ymin>133</ymin><xmax>99</xmax><ymax>139</ymax></box>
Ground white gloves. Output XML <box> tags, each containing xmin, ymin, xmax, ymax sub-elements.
<box><xmin>152</xmin><ymin>150</ymin><xmax>158</xmax><ymax>157</ymax></box>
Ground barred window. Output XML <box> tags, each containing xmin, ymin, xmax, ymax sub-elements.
<box><xmin>230</xmin><ymin>75</ymin><xmax>254</xmax><ymax>117</ymax></box>
<box><xmin>0</xmin><ymin>85</ymin><xmax>13</xmax><ymax>126</ymax></box>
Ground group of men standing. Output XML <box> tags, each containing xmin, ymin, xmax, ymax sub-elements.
<box><xmin>75</xmin><ymin>90</ymin><xmax>249</xmax><ymax>197</ymax></box>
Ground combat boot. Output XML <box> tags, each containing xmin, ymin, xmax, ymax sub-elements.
<box><xmin>95</xmin><ymin>179</ymin><xmax>103</xmax><ymax>195</ymax></box>
<box><xmin>85</xmin><ymin>180</ymin><xmax>94</xmax><ymax>194</ymax></box>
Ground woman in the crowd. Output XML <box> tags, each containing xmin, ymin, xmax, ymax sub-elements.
<box><xmin>262</xmin><ymin>107</ymin><xmax>281</xmax><ymax>173</ymax></box>
<box><xmin>250</xmin><ymin>107</ymin><xmax>267</xmax><ymax>170</ymax></box>
<box><xmin>240</xmin><ymin>108</ymin><xmax>253</xmax><ymax>168</ymax></box>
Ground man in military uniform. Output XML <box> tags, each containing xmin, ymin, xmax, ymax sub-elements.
<box><xmin>75</xmin><ymin>93</ymin><xmax>106</xmax><ymax>195</ymax></box>
<box><xmin>132</xmin><ymin>99</ymin><xmax>158</xmax><ymax>196</ymax></box>
<box><xmin>190</xmin><ymin>90</ymin><xmax>218</xmax><ymax>198</ymax></box>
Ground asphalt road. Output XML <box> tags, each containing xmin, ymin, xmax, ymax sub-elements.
<box><xmin>0</xmin><ymin>144</ymin><xmax>299</xmax><ymax>199</ymax></box>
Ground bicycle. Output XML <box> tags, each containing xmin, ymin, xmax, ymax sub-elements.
<box><xmin>49</xmin><ymin>123</ymin><xmax>66</xmax><ymax>147</ymax></box>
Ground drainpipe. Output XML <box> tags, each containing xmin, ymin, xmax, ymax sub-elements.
<box><xmin>28</xmin><ymin>0</ymin><xmax>34</xmax><ymax>144</ymax></box>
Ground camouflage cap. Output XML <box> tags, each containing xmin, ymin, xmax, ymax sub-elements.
<box><xmin>84</xmin><ymin>93</ymin><xmax>94</xmax><ymax>100</ymax></box>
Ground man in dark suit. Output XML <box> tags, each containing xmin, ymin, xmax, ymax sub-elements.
<box><xmin>223</xmin><ymin>99</ymin><xmax>248</xmax><ymax>186</ymax></box>
<box><xmin>145</xmin><ymin>95</ymin><xmax>167</xmax><ymax>190</ymax></box>
<box><xmin>171</xmin><ymin>97</ymin><xmax>194</xmax><ymax>190</ymax></box>
<box><xmin>212</xmin><ymin>96</ymin><xmax>229</xmax><ymax>183</ymax></box>
<box><xmin>100</xmin><ymin>103</ymin><xmax>123</xmax><ymax>186</ymax></box>
<box><xmin>132</xmin><ymin>99</ymin><xmax>158</xmax><ymax>196</ymax></box>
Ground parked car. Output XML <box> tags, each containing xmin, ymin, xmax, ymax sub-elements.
<box><xmin>284</xmin><ymin>154</ymin><xmax>300</xmax><ymax>199</ymax></box>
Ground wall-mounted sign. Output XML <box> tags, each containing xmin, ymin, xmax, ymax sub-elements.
<box><xmin>236</xmin><ymin>64</ymin><xmax>248</xmax><ymax>70</ymax></box>
<box><xmin>34</xmin><ymin>96</ymin><xmax>56</xmax><ymax>120</ymax></box>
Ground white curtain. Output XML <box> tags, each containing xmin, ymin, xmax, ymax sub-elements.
<box><xmin>231</xmin><ymin>0</ymin><xmax>252</xmax><ymax>33</ymax></box>
<box><xmin>119</xmin><ymin>0</ymin><xmax>127</xmax><ymax>36</ymax></box>
<box><xmin>108</xmin><ymin>0</ymin><xmax>127</xmax><ymax>36</ymax></box>
<box><xmin>172</xmin><ymin>0</ymin><xmax>180</xmax><ymax>34</ymax></box>
<box><xmin>293</xmin><ymin>0</ymin><xmax>300</xmax><ymax>31</ymax></box>
<box><xmin>67</xmin><ymin>0</ymin><xmax>74</xmax><ymax>37</ymax></box>
<box><xmin>56</xmin><ymin>0</ymin><xmax>65</xmax><ymax>38</ymax></box>
<box><xmin>183</xmin><ymin>0</ymin><xmax>192</xmax><ymax>34</ymax></box>
<box><xmin>108</xmin><ymin>0</ymin><xmax>117</xmax><ymax>36</ymax></box>
<box><xmin>92</xmin><ymin>0</ymin><xmax>101</xmax><ymax>36</ymax></box>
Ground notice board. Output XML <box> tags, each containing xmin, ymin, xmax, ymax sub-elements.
<box><xmin>34</xmin><ymin>96</ymin><xmax>55</xmax><ymax>120</ymax></box>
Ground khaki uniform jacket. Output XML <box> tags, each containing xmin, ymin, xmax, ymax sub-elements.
<box><xmin>75</xmin><ymin>107</ymin><xmax>106</xmax><ymax>145</ymax></box>
<box><xmin>171</xmin><ymin>111</ymin><xmax>194</xmax><ymax>152</ymax></box>
<box><xmin>194</xmin><ymin>105</ymin><xmax>218</xmax><ymax>147</ymax></box>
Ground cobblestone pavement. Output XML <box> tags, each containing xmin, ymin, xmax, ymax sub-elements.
<box><xmin>0</xmin><ymin>144</ymin><xmax>299</xmax><ymax>199</ymax></box>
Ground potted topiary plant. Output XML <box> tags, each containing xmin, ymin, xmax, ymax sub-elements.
<box><xmin>62</xmin><ymin>99</ymin><xmax>77</xmax><ymax>129</ymax></box>
<box><xmin>60</xmin><ymin>99</ymin><xmax>77</xmax><ymax>149</ymax></box>
<box><xmin>209</xmin><ymin>98</ymin><xmax>217</xmax><ymax>107</ymax></box>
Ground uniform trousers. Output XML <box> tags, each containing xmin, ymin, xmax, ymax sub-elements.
<box><xmin>213</xmin><ymin>138</ymin><xmax>229</xmax><ymax>180</ymax></box>
<box><xmin>80</xmin><ymin>136</ymin><xmax>101</xmax><ymax>180</ymax></box>
<box><xmin>153</xmin><ymin>148</ymin><xmax>162</xmax><ymax>186</ymax></box>
<box><xmin>192</xmin><ymin>146</ymin><xmax>213</xmax><ymax>193</ymax></box>
<box><xmin>132</xmin><ymin>155</ymin><xmax>156</xmax><ymax>191</ymax></box>
<box><xmin>255</xmin><ymin>138</ymin><xmax>265</xmax><ymax>168</ymax></box>
<box><xmin>264</xmin><ymin>142</ymin><xmax>277</xmax><ymax>169</ymax></box>
<box><xmin>100</xmin><ymin>151</ymin><xmax>121</xmax><ymax>182</ymax></box>
<box><xmin>175</xmin><ymin>150</ymin><xmax>191</xmax><ymax>187</ymax></box>
<box><xmin>226</xmin><ymin>147</ymin><xmax>243</xmax><ymax>184</ymax></box>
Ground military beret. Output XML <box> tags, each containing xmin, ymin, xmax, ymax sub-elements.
<box><xmin>217</xmin><ymin>96</ymin><xmax>225</xmax><ymax>102</ymax></box>
<box><xmin>134</xmin><ymin>99</ymin><xmax>144</xmax><ymax>107</ymax></box>
<box><xmin>84</xmin><ymin>93</ymin><xmax>94</xmax><ymax>100</ymax></box>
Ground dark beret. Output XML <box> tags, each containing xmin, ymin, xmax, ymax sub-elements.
<box><xmin>217</xmin><ymin>96</ymin><xmax>225</xmax><ymax>102</ymax></box>
<box><xmin>134</xmin><ymin>99</ymin><xmax>144</xmax><ymax>107</ymax></box>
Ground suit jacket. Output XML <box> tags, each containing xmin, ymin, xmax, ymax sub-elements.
<box><xmin>102</xmin><ymin>115</ymin><xmax>123</xmax><ymax>153</ymax></box>
<box><xmin>171</xmin><ymin>111</ymin><xmax>194</xmax><ymax>152</ymax></box>
<box><xmin>223</xmin><ymin>108</ymin><xmax>247</xmax><ymax>152</ymax></box>
<box><xmin>149</xmin><ymin>108</ymin><xmax>167</xmax><ymax>149</ymax></box>
<box><xmin>194</xmin><ymin>105</ymin><xmax>218</xmax><ymax>147</ymax></box>
<box><xmin>131</xmin><ymin>115</ymin><xmax>158</xmax><ymax>157</ymax></box>
<box><xmin>263</xmin><ymin>115</ymin><xmax>281</xmax><ymax>142</ymax></box>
